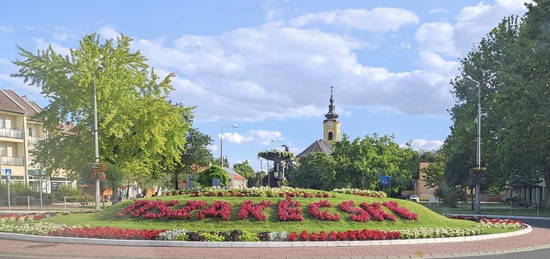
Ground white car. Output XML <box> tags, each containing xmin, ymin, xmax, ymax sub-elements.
<box><xmin>408</xmin><ymin>195</ymin><xmax>420</xmax><ymax>202</ymax></box>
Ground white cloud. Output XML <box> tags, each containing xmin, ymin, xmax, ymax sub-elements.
<box><xmin>416</xmin><ymin>0</ymin><xmax>530</xmax><ymax>58</ymax></box>
<box><xmin>219</xmin><ymin>132</ymin><xmax>254</xmax><ymax>144</ymax></box>
<box><xmin>207</xmin><ymin>144</ymin><xmax>218</xmax><ymax>152</ymax></box>
<box><xmin>288</xmin><ymin>8</ymin><xmax>419</xmax><ymax>32</ymax></box>
<box><xmin>98</xmin><ymin>25</ymin><xmax>121</xmax><ymax>40</ymax></box>
<box><xmin>416</xmin><ymin>22</ymin><xmax>456</xmax><ymax>56</ymax></box>
<box><xmin>33</xmin><ymin>38</ymin><xmax>71</xmax><ymax>56</ymax></box>
<box><xmin>0</xmin><ymin>25</ymin><xmax>14</xmax><ymax>32</ymax></box>
<box><xmin>249</xmin><ymin>130</ymin><xmax>283</xmax><ymax>145</ymax></box>
<box><xmin>133</xmin><ymin>22</ymin><xmax>454</xmax><ymax>121</ymax></box>
<box><xmin>53</xmin><ymin>32</ymin><xmax>75</xmax><ymax>41</ymax></box>
<box><xmin>407</xmin><ymin>139</ymin><xmax>444</xmax><ymax>151</ymax></box>
<box><xmin>418</xmin><ymin>51</ymin><xmax>459</xmax><ymax>74</ymax></box>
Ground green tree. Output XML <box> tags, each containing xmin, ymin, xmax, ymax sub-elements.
<box><xmin>197</xmin><ymin>166</ymin><xmax>229</xmax><ymax>187</ymax></box>
<box><xmin>421</xmin><ymin>154</ymin><xmax>446</xmax><ymax>189</ymax></box>
<box><xmin>291</xmin><ymin>153</ymin><xmax>336</xmax><ymax>190</ymax></box>
<box><xmin>331</xmin><ymin>134</ymin><xmax>417</xmax><ymax>192</ymax></box>
<box><xmin>13</xmin><ymin>34</ymin><xmax>191</xmax><ymax>183</ymax></box>
<box><xmin>233</xmin><ymin>160</ymin><xmax>255</xmax><ymax>179</ymax></box>
<box><xmin>445</xmin><ymin>0</ymin><xmax>550</xmax><ymax>207</ymax></box>
<box><xmin>172</xmin><ymin>128</ymin><xmax>214</xmax><ymax>189</ymax></box>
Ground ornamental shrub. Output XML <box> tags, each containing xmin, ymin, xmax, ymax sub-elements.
<box><xmin>241</xmin><ymin>231</ymin><xmax>260</xmax><ymax>241</ymax></box>
<box><xmin>200</xmin><ymin>232</ymin><xmax>225</xmax><ymax>242</ymax></box>
<box><xmin>197</xmin><ymin>166</ymin><xmax>229</xmax><ymax>187</ymax></box>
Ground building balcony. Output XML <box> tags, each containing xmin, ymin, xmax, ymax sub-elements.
<box><xmin>0</xmin><ymin>156</ymin><xmax>24</xmax><ymax>166</ymax></box>
<box><xmin>27</xmin><ymin>136</ymin><xmax>41</xmax><ymax>145</ymax></box>
<box><xmin>0</xmin><ymin>128</ymin><xmax>23</xmax><ymax>139</ymax></box>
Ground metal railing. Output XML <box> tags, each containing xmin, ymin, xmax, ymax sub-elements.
<box><xmin>27</xmin><ymin>136</ymin><xmax>41</xmax><ymax>145</ymax></box>
<box><xmin>0</xmin><ymin>128</ymin><xmax>23</xmax><ymax>139</ymax></box>
<box><xmin>0</xmin><ymin>156</ymin><xmax>24</xmax><ymax>166</ymax></box>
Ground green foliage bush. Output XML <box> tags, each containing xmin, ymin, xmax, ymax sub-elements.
<box><xmin>197</xmin><ymin>166</ymin><xmax>229</xmax><ymax>187</ymax></box>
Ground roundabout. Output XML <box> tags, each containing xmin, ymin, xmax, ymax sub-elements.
<box><xmin>0</xmin><ymin>188</ymin><xmax>544</xmax><ymax>258</ymax></box>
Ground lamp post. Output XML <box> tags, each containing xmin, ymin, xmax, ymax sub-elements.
<box><xmin>466</xmin><ymin>75</ymin><xmax>482</xmax><ymax>214</ymax></box>
<box><xmin>219</xmin><ymin>125</ymin><xmax>238</xmax><ymax>168</ymax></box>
<box><xmin>93</xmin><ymin>61</ymin><xmax>103</xmax><ymax>211</ymax></box>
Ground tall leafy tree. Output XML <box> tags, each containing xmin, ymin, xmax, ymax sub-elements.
<box><xmin>233</xmin><ymin>160</ymin><xmax>255</xmax><ymax>179</ymax></box>
<box><xmin>171</xmin><ymin>128</ymin><xmax>214</xmax><ymax>189</ymax></box>
<box><xmin>13</xmin><ymin>34</ymin><xmax>191</xmax><ymax>183</ymax></box>
<box><xmin>291</xmin><ymin>153</ymin><xmax>336</xmax><ymax>190</ymax></box>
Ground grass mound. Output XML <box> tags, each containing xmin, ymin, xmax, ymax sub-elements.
<box><xmin>44</xmin><ymin>189</ymin><xmax>481</xmax><ymax>233</ymax></box>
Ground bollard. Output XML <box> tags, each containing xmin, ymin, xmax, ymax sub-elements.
<box><xmin>27</xmin><ymin>196</ymin><xmax>30</xmax><ymax>212</ymax></box>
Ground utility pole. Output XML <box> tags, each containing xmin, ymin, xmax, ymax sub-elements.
<box><xmin>219</xmin><ymin>125</ymin><xmax>238</xmax><ymax>168</ymax></box>
<box><xmin>93</xmin><ymin>61</ymin><xmax>103</xmax><ymax>211</ymax></box>
<box><xmin>466</xmin><ymin>75</ymin><xmax>482</xmax><ymax>214</ymax></box>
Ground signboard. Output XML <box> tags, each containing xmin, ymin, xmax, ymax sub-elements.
<box><xmin>1</xmin><ymin>169</ymin><xmax>12</xmax><ymax>175</ymax></box>
<box><xmin>380</xmin><ymin>175</ymin><xmax>391</xmax><ymax>186</ymax></box>
<box><xmin>212</xmin><ymin>178</ymin><xmax>221</xmax><ymax>187</ymax></box>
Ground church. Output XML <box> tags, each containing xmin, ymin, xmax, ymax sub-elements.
<box><xmin>296</xmin><ymin>87</ymin><xmax>341</xmax><ymax>159</ymax></box>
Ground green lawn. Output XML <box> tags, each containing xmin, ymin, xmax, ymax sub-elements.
<box><xmin>423</xmin><ymin>202</ymin><xmax>550</xmax><ymax>217</ymax></box>
<box><xmin>43</xmin><ymin>192</ymin><xmax>482</xmax><ymax>233</ymax></box>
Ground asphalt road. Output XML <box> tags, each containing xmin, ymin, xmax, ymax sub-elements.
<box><xmin>451</xmin><ymin>218</ymin><xmax>550</xmax><ymax>259</ymax></box>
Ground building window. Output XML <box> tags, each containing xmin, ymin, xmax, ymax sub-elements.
<box><xmin>328</xmin><ymin>132</ymin><xmax>333</xmax><ymax>141</ymax></box>
<box><xmin>0</xmin><ymin>145</ymin><xmax>5</xmax><ymax>156</ymax></box>
<box><xmin>28</xmin><ymin>127</ymin><xmax>36</xmax><ymax>137</ymax></box>
<box><xmin>0</xmin><ymin>118</ymin><xmax>4</xmax><ymax>128</ymax></box>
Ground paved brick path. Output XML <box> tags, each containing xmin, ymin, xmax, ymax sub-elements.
<box><xmin>0</xmin><ymin>226</ymin><xmax>549</xmax><ymax>259</ymax></box>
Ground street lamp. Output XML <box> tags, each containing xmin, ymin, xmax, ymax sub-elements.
<box><xmin>219</xmin><ymin>125</ymin><xmax>239</xmax><ymax>168</ymax></box>
<box><xmin>465</xmin><ymin>75</ymin><xmax>482</xmax><ymax>214</ymax></box>
<box><xmin>93</xmin><ymin>61</ymin><xmax>103</xmax><ymax>211</ymax></box>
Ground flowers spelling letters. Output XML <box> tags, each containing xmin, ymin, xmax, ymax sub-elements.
<box><xmin>238</xmin><ymin>200</ymin><xmax>271</xmax><ymax>221</ymax></box>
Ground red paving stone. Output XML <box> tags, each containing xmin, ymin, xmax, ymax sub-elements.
<box><xmin>0</xmin><ymin>227</ymin><xmax>549</xmax><ymax>258</ymax></box>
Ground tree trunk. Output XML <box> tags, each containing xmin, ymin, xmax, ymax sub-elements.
<box><xmin>174</xmin><ymin>170</ymin><xmax>179</xmax><ymax>190</ymax></box>
<box><xmin>544</xmin><ymin>171</ymin><xmax>550</xmax><ymax>208</ymax></box>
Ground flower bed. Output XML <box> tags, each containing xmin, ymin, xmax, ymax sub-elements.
<box><xmin>339</xmin><ymin>200</ymin><xmax>371</xmax><ymax>222</ymax></box>
<box><xmin>238</xmin><ymin>200</ymin><xmax>271</xmax><ymax>221</ymax></box>
<box><xmin>184</xmin><ymin>187</ymin><xmax>333</xmax><ymax>198</ymax></box>
<box><xmin>308</xmin><ymin>200</ymin><xmax>340</xmax><ymax>221</ymax></box>
<box><xmin>49</xmin><ymin>226</ymin><xmax>164</xmax><ymax>240</ymax></box>
<box><xmin>383</xmin><ymin>201</ymin><xmax>418</xmax><ymax>220</ymax></box>
<box><xmin>0</xmin><ymin>214</ymin><xmax>525</xmax><ymax>242</ymax></box>
<box><xmin>332</xmin><ymin>188</ymin><xmax>387</xmax><ymax>198</ymax></box>
<box><xmin>278</xmin><ymin>198</ymin><xmax>304</xmax><ymax>221</ymax></box>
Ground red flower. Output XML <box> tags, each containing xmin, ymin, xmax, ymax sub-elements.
<box><xmin>48</xmin><ymin>227</ymin><xmax>164</xmax><ymax>240</ymax></box>
<box><xmin>308</xmin><ymin>200</ymin><xmax>341</xmax><ymax>221</ymax></box>
<box><xmin>300</xmin><ymin>230</ymin><xmax>309</xmax><ymax>241</ymax></box>
<box><xmin>238</xmin><ymin>200</ymin><xmax>271</xmax><ymax>221</ymax></box>
<box><xmin>339</xmin><ymin>201</ymin><xmax>371</xmax><ymax>222</ymax></box>
<box><xmin>278</xmin><ymin>198</ymin><xmax>304</xmax><ymax>221</ymax></box>
<box><xmin>288</xmin><ymin>232</ymin><xmax>298</xmax><ymax>241</ymax></box>
<box><xmin>383</xmin><ymin>201</ymin><xmax>418</xmax><ymax>220</ymax></box>
<box><xmin>360</xmin><ymin>202</ymin><xmax>396</xmax><ymax>221</ymax></box>
<box><xmin>197</xmin><ymin>201</ymin><xmax>232</xmax><ymax>221</ymax></box>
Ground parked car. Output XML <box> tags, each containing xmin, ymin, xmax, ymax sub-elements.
<box><xmin>408</xmin><ymin>195</ymin><xmax>420</xmax><ymax>202</ymax></box>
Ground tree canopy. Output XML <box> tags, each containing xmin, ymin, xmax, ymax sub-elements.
<box><xmin>12</xmin><ymin>34</ymin><xmax>191</xmax><ymax>184</ymax></box>
<box><xmin>444</xmin><ymin>0</ymin><xmax>550</xmax><ymax>206</ymax></box>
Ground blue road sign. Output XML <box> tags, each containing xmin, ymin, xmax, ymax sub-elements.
<box><xmin>1</xmin><ymin>169</ymin><xmax>12</xmax><ymax>175</ymax></box>
<box><xmin>380</xmin><ymin>175</ymin><xmax>391</xmax><ymax>186</ymax></box>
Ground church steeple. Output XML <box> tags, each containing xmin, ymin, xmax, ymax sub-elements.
<box><xmin>323</xmin><ymin>86</ymin><xmax>341</xmax><ymax>144</ymax></box>
<box><xmin>325</xmin><ymin>86</ymin><xmax>339</xmax><ymax>120</ymax></box>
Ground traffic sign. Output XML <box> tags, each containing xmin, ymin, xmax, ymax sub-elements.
<box><xmin>380</xmin><ymin>175</ymin><xmax>391</xmax><ymax>186</ymax></box>
<box><xmin>1</xmin><ymin>169</ymin><xmax>12</xmax><ymax>175</ymax></box>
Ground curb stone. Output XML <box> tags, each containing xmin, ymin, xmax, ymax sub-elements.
<box><xmin>0</xmin><ymin>224</ymin><xmax>532</xmax><ymax>248</ymax></box>
<box><xmin>444</xmin><ymin>213</ymin><xmax>550</xmax><ymax>221</ymax></box>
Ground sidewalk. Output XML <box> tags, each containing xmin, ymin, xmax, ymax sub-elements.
<box><xmin>0</xmin><ymin>225</ymin><xmax>549</xmax><ymax>258</ymax></box>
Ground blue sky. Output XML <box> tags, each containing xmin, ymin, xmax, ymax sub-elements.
<box><xmin>0</xmin><ymin>0</ymin><xmax>530</xmax><ymax>170</ymax></box>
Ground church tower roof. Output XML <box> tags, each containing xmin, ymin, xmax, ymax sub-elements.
<box><xmin>324</xmin><ymin>86</ymin><xmax>338</xmax><ymax>120</ymax></box>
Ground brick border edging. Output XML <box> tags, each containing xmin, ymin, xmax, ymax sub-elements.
<box><xmin>444</xmin><ymin>213</ymin><xmax>550</xmax><ymax>221</ymax></box>
<box><xmin>0</xmin><ymin>225</ymin><xmax>531</xmax><ymax>248</ymax></box>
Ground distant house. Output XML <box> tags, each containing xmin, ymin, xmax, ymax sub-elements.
<box><xmin>224</xmin><ymin>167</ymin><xmax>247</xmax><ymax>188</ymax></box>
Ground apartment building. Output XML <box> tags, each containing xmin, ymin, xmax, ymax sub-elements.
<box><xmin>0</xmin><ymin>89</ymin><xmax>70</xmax><ymax>193</ymax></box>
